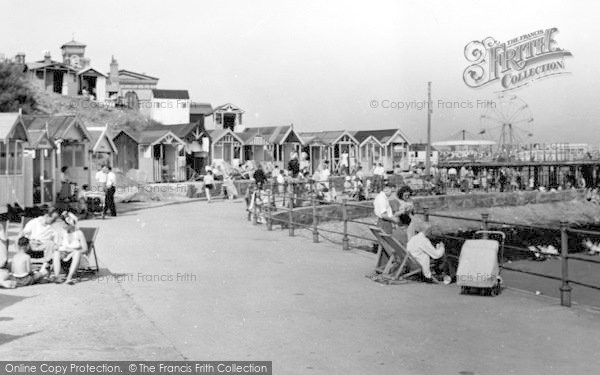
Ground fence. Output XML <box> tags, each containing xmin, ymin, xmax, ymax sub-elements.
<box><xmin>246</xmin><ymin>182</ymin><xmax>600</xmax><ymax>308</ymax></box>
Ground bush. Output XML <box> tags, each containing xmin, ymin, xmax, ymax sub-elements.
<box><xmin>0</xmin><ymin>62</ymin><xmax>37</xmax><ymax>113</ymax></box>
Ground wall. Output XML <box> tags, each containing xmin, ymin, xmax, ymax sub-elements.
<box><xmin>149</xmin><ymin>99</ymin><xmax>191</xmax><ymax>125</ymax></box>
<box><xmin>0</xmin><ymin>175</ymin><xmax>25</xmax><ymax>213</ymax></box>
<box><xmin>270</xmin><ymin>189</ymin><xmax>587</xmax><ymax>226</ymax></box>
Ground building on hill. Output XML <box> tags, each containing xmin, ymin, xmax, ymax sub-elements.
<box><xmin>190</xmin><ymin>102</ymin><xmax>213</xmax><ymax>125</ymax></box>
<box><xmin>22</xmin><ymin>51</ymin><xmax>79</xmax><ymax>96</ymax></box>
<box><xmin>142</xmin><ymin>89</ymin><xmax>191</xmax><ymax>126</ymax></box>
<box><xmin>105</xmin><ymin>56</ymin><xmax>159</xmax><ymax>109</ymax></box>
<box><xmin>209</xmin><ymin>103</ymin><xmax>244</xmax><ymax>131</ymax></box>
<box><xmin>18</xmin><ymin>39</ymin><xmax>108</xmax><ymax>101</ymax></box>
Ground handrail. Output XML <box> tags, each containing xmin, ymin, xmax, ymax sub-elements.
<box><xmin>244</xmin><ymin>181</ymin><xmax>600</xmax><ymax>308</ymax></box>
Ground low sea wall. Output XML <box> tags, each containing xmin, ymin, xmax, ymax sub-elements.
<box><xmin>270</xmin><ymin>189</ymin><xmax>587</xmax><ymax>226</ymax></box>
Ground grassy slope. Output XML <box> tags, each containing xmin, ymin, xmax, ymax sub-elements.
<box><xmin>33</xmin><ymin>87</ymin><xmax>158</xmax><ymax>132</ymax></box>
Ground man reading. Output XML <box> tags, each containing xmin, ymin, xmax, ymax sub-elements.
<box><xmin>21</xmin><ymin>208</ymin><xmax>60</xmax><ymax>262</ymax></box>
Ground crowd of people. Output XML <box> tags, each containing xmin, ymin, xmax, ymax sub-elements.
<box><xmin>0</xmin><ymin>207</ymin><xmax>89</xmax><ymax>288</ymax></box>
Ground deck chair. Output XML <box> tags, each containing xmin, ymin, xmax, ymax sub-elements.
<box><xmin>369</xmin><ymin>226</ymin><xmax>439</xmax><ymax>283</ymax></box>
<box><xmin>0</xmin><ymin>221</ymin><xmax>7</xmax><ymax>268</ymax></box>
<box><xmin>368</xmin><ymin>227</ymin><xmax>396</xmax><ymax>275</ymax></box>
<box><xmin>78</xmin><ymin>227</ymin><xmax>99</xmax><ymax>273</ymax></box>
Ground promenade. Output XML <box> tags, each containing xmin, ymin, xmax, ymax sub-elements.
<box><xmin>1</xmin><ymin>200</ymin><xmax>599</xmax><ymax>374</ymax></box>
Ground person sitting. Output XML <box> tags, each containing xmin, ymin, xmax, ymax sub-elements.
<box><xmin>392</xmin><ymin>186</ymin><xmax>415</xmax><ymax>246</ymax></box>
<box><xmin>343</xmin><ymin>176</ymin><xmax>353</xmax><ymax>195</ymax></box>
<box><xmin>406</xmin><ymin>222</ymin><xmax>445</xmax><ymax>281</ymax></box>
<box><xmin>8</xmin><ymin>237</ymin><xmax>50</xmax><ymax>287</ymax></box>
<box><xmin>20</xmin><ymin>207</ymin><xmax>60</xmax><ymax>262</ymax></box>
<box><xmin>52</xmin><ymin>212</ymin><xmax>88</xmax><ymax>285</ymax></box>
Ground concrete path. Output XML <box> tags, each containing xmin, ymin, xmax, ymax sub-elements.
<box><xmin>1</xmin><ymin>200</ymin><xmax>600</xmax><ymax>374</ymax></box>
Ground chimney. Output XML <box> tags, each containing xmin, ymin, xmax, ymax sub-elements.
<box><xmin>15</xmin><ymin>52</ymin><xmax>25</xmax><ymax>65</ymax></box>
<box><xmin>43</xmin><ymin>51</ymin><xmax>52</xmax><ymax>64</ymax></box>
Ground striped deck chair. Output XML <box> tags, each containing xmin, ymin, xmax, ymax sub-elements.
<box><xmin>78</xmin><ymin>227</ymin><xmax>99</xmax><ymax>273</ymax></box>
<box><xmin>369</xmin><ymin>226</ymin><xmax>439</xmax><ymax>283</ymax></box>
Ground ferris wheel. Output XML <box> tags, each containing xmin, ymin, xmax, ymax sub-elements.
<box><xmin>479</xmin><ymin>95</ymin><xmax>534</xmax><ymax>159</ymax></box>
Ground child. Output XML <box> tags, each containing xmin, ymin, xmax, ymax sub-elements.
<box><xmin>204</xmin><ymin>170</ymin><xmax>215</xmax><ymax>203</ymax></box>
<box><xmin>9</xmin><ymin>237</ymin><xmax>49</xmax><ymax>287</ymax></box>
<box><xmin>77</xmin><ymin>184</ymin><xmax>90</xmax><ymax>218</ymax></box>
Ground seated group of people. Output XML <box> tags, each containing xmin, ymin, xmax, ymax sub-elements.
<box><xmin>0</xmin><ymin>207</ymin><xmax>88</xmax><ymax>288</ymax></box>
<box><xmin>374</xmin><ymin>184</ymin><xmax>447</xmax><ymax>281</ymax></box>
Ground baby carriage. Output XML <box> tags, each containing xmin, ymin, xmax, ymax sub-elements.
<box><xmin>456</xmin><ymin>230</ymin><xmax>506</xmax><ymax>297</ymax></box>
<box><xmin>85</xmin><ymin>192</ymin><xmax>106</xmax><ymax>219</ymax></box>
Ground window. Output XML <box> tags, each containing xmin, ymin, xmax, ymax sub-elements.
<box><xmin>0</xmin><ymin>142</ymin><xmax>6</xmax><ymax>175</ymax></box>
<box><xmin>73</xmin><ymin>144</ymin><xmax>85</xmax><ymax>166</ymax></box>
<box><xmin>215</xmin><ymin>113</ymin><xmax>222</xmax><ymax>125</ymax></box>
<box><xmin>214</xmin><ymin>144</ymin><xmax>223</xmax><ymax>159</ymax></box>
<box><xmin>15</xmin><ymin>142</ymin><xmax>22</xmax><ymax>174</ymax></box>
<box><xmin>8</xmin><ymin>141</ymin><xmax>16</xmax><ymax>175</ymax></box>
<box><xmin>36</xmin><ymin>70</ymin><xmax>44</xmax><ymax>79</ymax></box>
<box><xmin>61</xmin><ymin>145</ymin><xmax>74</xmax><ymax>167</ymax></box>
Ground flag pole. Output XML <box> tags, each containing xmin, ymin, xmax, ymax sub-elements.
<box><xmin>425</xmin><ymin>82</ymin><xmax>432</xmax><ymax>178</ymax></box>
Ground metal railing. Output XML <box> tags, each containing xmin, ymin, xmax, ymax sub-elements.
<box><xmin>245</xmin><ymin>181</ymin><xmax>600</xmax><ymax>308</ymax></box>
<box><xmin>417</xmin><ymin>210</ymin><xmax>600</xmax><ymax>307</ymax></box>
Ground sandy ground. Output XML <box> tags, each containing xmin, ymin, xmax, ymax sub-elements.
<box><xmin>1</xmin><ymin>200</ymin><xmax>600</xmax><ymax>374</ymax></box>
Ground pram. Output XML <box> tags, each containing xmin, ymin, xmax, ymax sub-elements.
<box><xmin>456</xmin><ymin>230</ymin><xmax>506</xmax><ymax>297</ymax></box>
<box><xmin>84</xmin><ymin>191</ymin><xmax>106</xmax><ymax>219</ymax></box>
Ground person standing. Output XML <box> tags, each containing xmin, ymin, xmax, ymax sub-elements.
<box><xmin>95</xmin><ymin>164</ymin><xmax>107</xmax><ymax>192</ymax></box>
<box><xmin>373</xmin><ymin>184</ymin><xmax>398</xmax><ymax>234</ymax></box>
<box><xmin>103</xmin><ymin>166</ymin><xmax>117</xmax><ymax>217</ymax></box>
<box><xmin>288</xmin><ymin>152</ymin><xmax>300</xmax><ymax>178</ymax></box>
<box><xmin>373</xmin><ymin>163</ymin><xmax>385</xmax><ymax>192</ymax></box>
<box><xmin>253</xmin><ymin>165</ymin><xmax>268</xmax><ymax>190</ymax></box>
<box><xmin>203</xmin><ymin>170</ymin><xmax>215</xmax><ymax>203</ymax></box>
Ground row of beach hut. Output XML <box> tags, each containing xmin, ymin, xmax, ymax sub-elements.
<box><xmin>0</xmin><ymin>112</ymin><xmax>411</xmax><ymax>211</ymax></box>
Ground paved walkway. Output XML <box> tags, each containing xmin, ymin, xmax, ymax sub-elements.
<box><xmin>1</xmin><ymin>200</ymin><xmax>600</xmax><ymax>374</ymax></box>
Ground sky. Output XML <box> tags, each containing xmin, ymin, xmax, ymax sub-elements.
<box><xmin>1</xmin><ymin>0</ymin><xmax>598</xmax><ymax>144</ymax></box>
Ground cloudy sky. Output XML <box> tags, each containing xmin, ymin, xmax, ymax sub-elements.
<box><xmin>1</xmin><ymin>0</ymin><xmax>597</xmax><ymax>143</ymax></box>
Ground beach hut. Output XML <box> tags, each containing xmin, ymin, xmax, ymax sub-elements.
<box><xmin>353</xmin><ymin>131</ymin><xmax>385</xmax><ymax>172</ymax></box>
<box><xmin>299</xmin><ymin>130</ymin><xmax>358</xmax><ymax>174</ymax></box>
<box><xmin>23</xmin><ymin>123</ymin><xmax>57</xmax><ymax>206</ymax></box>
<box><xmin>355</xmin><ymin>129</ymin><xmax>411</xmax><ymax>171</ymax></box>
<box><xmin>22</xmin><ymin>114</ymin><xmax>92</xmax><ymax>192</ymax></box>
<box><xmin>0</xmin><ymin>113</ymin><xmax>29</xmax><ymax>212</ymax></box>
<box><xmin>87</xmin><ymin>125</ymin><xmax>118</xmax><ymax>176</ymax></box>
<box><xmin>113</xmin><ymin>129</ymin><xmax>140</xmax><ymax>174</ymax></box>
<box><xmin>208</xmin><ymin>128</ymin><xmax>245</xmax><ymax>165</ymax></box>
<box><xmin>137</xmin><ymin>128</ymin><xmax>187</xmax><ymax>183</ymax></box>
<box><xmin>238</xmin><ymin>125</ymin><xmax>303</xmax><ymax>167</ymax></box>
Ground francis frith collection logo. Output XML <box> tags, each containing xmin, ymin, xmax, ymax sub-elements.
<box><xmin>463</xmin><ymin>27</ymin><xmax>573</xmax><ymax>91</ymax></box>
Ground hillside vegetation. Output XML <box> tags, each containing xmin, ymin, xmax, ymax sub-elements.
<box><xmin>34</xmin><ymin>88</ymin><xmax>158</xmax><ymax>132</ymax></box>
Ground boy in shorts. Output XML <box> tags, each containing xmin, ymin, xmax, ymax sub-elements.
<box><xmin>9</xmin><ymin>237</ymin><xmax>50</xmax><ymax>287</ymax></box>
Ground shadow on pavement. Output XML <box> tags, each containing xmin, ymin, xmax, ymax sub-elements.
<box><xmin>0</xmin><ymin>294</ymin><xmax>40</xmax><ymax>347</ymax></box>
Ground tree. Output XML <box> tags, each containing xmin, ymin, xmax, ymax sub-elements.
<box><xmin>0</xmin><ymin>61</ymin><xmax>37</xmax><ymax>113</ymax></box>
